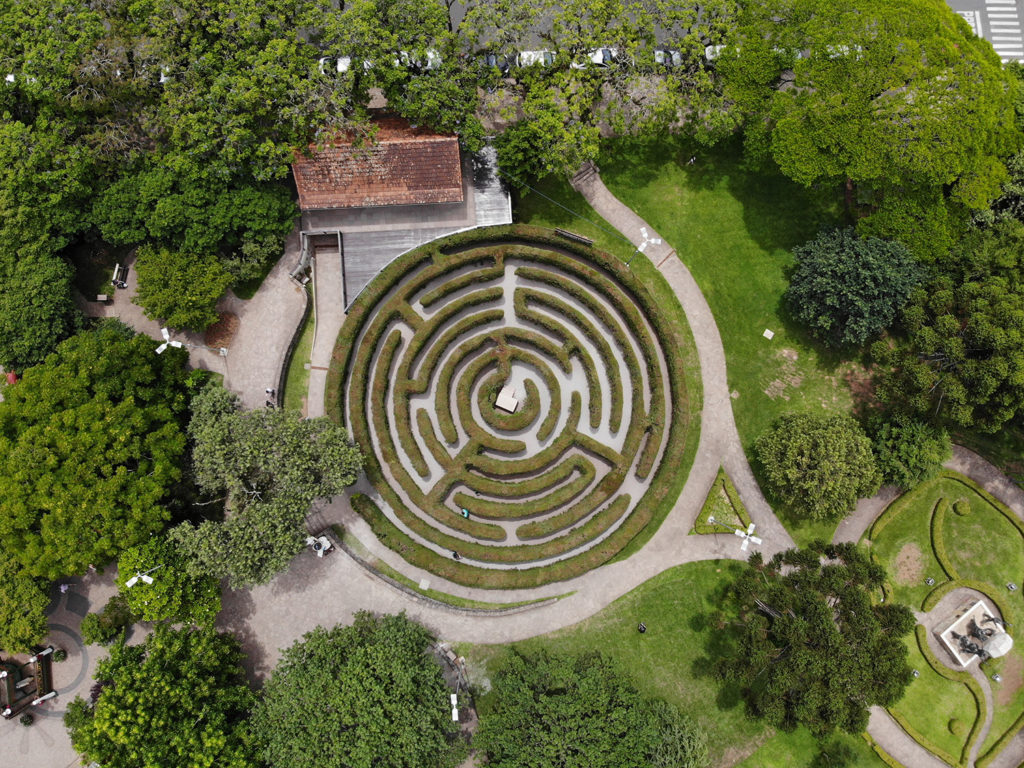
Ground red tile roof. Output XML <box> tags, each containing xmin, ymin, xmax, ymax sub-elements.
<box><xmin>292</xmin><ymin>118</ymin><xmax>463</xmax><ymax>210</ymax></box>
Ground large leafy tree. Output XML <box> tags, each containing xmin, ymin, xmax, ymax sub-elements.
<box><xmin>755</xmin><ymin>413</ymin><xmax>881</xmax><ymax>520</ymax></box>
<box><xmin>133</xmin><ymin>245</ymin><xmax>233</xmax><ymax>331</ymax></box>
<box><xmin>0</xmin><ymin>321</ymin><xmax>190</xmax><ymax>578</ymax></box>
<box><xmin>170</xmin><ymin>383</ymin><xmax>362</xmax><ymax>587</ymax></box>
<box><xmin>476</xmin><ymin>648</ymin><xmax>708</xmax><ymax>768</ymax></box>
<box><xmin>784</xmin><ymin>228</ymin><xmax>922</xmax><ymax>348</ymax></box>
<box><xmin>252</xmin><ymin>612</ymin><xmax>462</xmax><ymax>768</ymax></box>
<box><xmin>116</xmin><ymin>535</ymin><xmax>221</xmax><ymax>626</ymax></box>
<box><xmin>0</xmin><ymin>244</ymin><xmax>80</xmax><ymax>370</ymax></box>
<box><xmin>721</xmin><ymin>0</ymin><xmax>1020</xmax><ymax>259</ymax></box>
<box><xmin>64</xmin><ymin>625</ymin><xmax>255</xmax><ymax>768</ymax></box>
<box><xmin>718</xmin><ymin>542</ymin><xmax>915</xmax><ymax>736</ymax></box>
<box><xmin>0</xmin><ymin>560</ymin><xmax>50</xmax><ymax>654</ymax></box>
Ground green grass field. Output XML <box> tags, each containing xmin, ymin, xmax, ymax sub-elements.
<box><xmin>460</xmin><ymin>561</ymin><xmax>885</xmax><ymax>768</ymax></box>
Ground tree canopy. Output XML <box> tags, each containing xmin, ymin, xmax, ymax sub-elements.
<box><xmin>721</xmin><ymin>0</ymin><xmax>1020</xmax><ymax>258</ymax></box>
<box><xmin>133</xmin><ymin>245</ymin><xmax>233</xmax><ymax>331</ymax></box>
<box><xmin>869</xmin><ymin>415</ymin><xmax>951</xmax><ymax>490</ymax></box>
<box><xmin>65</xmin><ymin>625</ymin><xmax>255</xmax><ymax>768</ymax></box>
<box><xmin>169</xmin><ymin>382</ymin><xmax>363</xmax><ymax>587</ymax></box>
<box><xmin>719</xmin><ymin>541</ymin><xmax>915</xmax><ymax>736</ymax></box>
<box><xmin>784</xmin><ymin>228</ymin><xmax>922</xmax><ymax>348</ymax></box>
<box><xmin>755</xmin><ymin>413</ymin><xmax>881</xmax><ymax>520</ymax></box>
<box><xmin>116</xmin><ymin>535</ymin><xmax>220</xmax><ymax>626</ymax></box>
<box><xmin>0</xmin><ymin>321</ymin><xmax>190</xmax><ymax>578</ymax></box>
<box><xmin>476</xmin><ymin>648</ymin><xmax>708</xmax><ymax>768</ymax></box>
<box><xmin>0</xmin><ymin>560</ymin><xmax>50</xmax><ymax>654</ymax></box>
<box><xmin>252</xmin><ymin>612</ymin><xmax>462</xmax><ymax>768</ymax></box>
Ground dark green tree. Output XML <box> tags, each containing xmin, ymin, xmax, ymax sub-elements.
<box><xmin>784</xmin><ymin>228</ymin><xmax>922</xmax><ymax>348</ymax></box>
<box><xmin>252</xmin><ymin>612</ymin><xmax>462</xmax><ymax>768</ymax></box>
<box><xmin>869</xmin><ymin>415</ymin><xmax>951</xmax><ymax>490</ymax></box>
<box><xmin>0</xmin><ymin>321</ymin><xmax>190</xmax><ymax>578</ymax></box>
<box><xmin>116</xmin><ymin>535</ymin><xmax>220</xmax><ymax>625</ymax></box>
<box><xmin>755</xmin><ymin>414</ymin><xmax>881</xmax><ymax>521</ymax></box>
<box><xmin>476</xmin><ymin>649</ymin><xmax>708</xmax><ymax>768</ymax></box>
<box><xmin>0</xmin><ymin>560</ymin><xmax>50</xmax><ymax>654</ymax></box>
<box><xmin>719</xmin><ymin>541</ymin><xmax>915</xmax><ymax>736</ymax></box>
<box><xmin>874</xmin><ymin>275</ymin><xmax>1024</xmax><ymax>431</ymax></box>
<box><xmin>65</xmin><ymin>625</ymin><xmax>255</xmax><ymax>768</ymax></box>
<box><xmin>133</xmin><ymin>245</ymin><xmax>233</xmax><ymax>331</ymax></box>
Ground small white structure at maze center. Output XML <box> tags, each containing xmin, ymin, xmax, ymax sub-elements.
<box><xmin>495</xmin><ymin>384</ymin><xmax>519</xmax><ymax>413</ymax></box>
<box><xmin>938</xmin><ymin>598</ymin><xmax>1014</xmax><ymax>667</ymax></box>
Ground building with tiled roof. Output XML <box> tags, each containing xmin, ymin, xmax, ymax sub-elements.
<box><xmin>292</xmin><ymin>117</ymin><xmax>463</xmax><ymax>211</ymax></box>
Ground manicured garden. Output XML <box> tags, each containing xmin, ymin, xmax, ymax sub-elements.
<box><xmin>864</xmin><ymin>470</ymin><xmax>1024</xmax><ymax>767</ymax></box>
<box><xmin>328</xmin><ymin>226</ymin><xmax>703</xmax><ymax>588</ymax></box>
<box><xmin>460</xmin><ymin>561</ymin><xmax>888</xmax><ymax>768</ymax></box>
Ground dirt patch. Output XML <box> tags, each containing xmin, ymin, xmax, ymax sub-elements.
<box><xmin>764</xmin><ymin>349</ymin><xmax>803</xmax><ymax>400</ymax></box>
<box><xmin>715</xmin><ymin>730</ymin><xmax>771</xmax><ymax>767</ymax></box>
<box><xmin>894</xmin><ymin>543</ymin><xmax>924</xmax><ymax>585</ymax></box>
<box><xmin>205</xmin><ymin>312</ymin><xmax>239</xmax><ymax>348</ymax></box>
<box><xmin>996</xmin><ymin>653</ymin><xmax>1023</xmax><ymax>707</ymax></box>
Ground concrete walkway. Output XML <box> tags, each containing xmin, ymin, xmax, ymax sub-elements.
<box><xmin>307</xmin><ymin>245</ymin><xmax>346</xmax><ymax>418</ymax></box>
<box><xmin>77</xmin><ymin>227</ymin><xmax>307</xmax><ymax>410</ymax></box>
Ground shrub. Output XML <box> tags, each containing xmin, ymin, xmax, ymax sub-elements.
<box><xmin>870</xmin><ymin>415</ymin><xmax>951</xmax><ymax>490</ymax></box>
<box><xmin>53</xmin><ymin>648</ymin><xmax>68</xmax><ymax>663</ymax></box>
<box><xmin>756</xmin><ymin>413</ymin><xmax>881</xmax><ymax>521</ymax></box>
<box><xmin>949</xmin><ymin>718</ymin><xmax>966</xmax><ymax>736</ymax></box>
<box><xmin>80</xmin><ymin>595</ymin><xmax>133</xmax><ymax>646</ymax></box>
<box><xmin>19</xmin><ymin>713</ymin><xmax>33</xmax><ymax>727</ymax></box>
<box><xmin>954</xmin><ymin>499</ymin><xmax>971</xmax><ymax>516</ymax></box>
<box><xmin>133</xmin><ymin>245</ymin><xmax>233</xmax><ymax>331</ymax></box>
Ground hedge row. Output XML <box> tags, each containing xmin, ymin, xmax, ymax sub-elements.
<box><xmin>861</xmin><ymin>733</ymin><xmax>907</xmax><ymax>768</ymax></box>
<box><xmin>418</xmin><ymin>257</ymin><xmax>505</xmax><ymax>309</ymax></box>
<box><xmin>452</xmin><ymin>463</ymin><xmax>594</xmax><ymax>521</ymax></box>
<box><xmin>517</xmin><ymin>470</ymin><xmax>623</xmax><ymax>540</ymax></box>
<box><xmin>929</xmin><ymin>498</ymin><xmax>959</xmax><ymax>581</ymax></box>
<box><xmin>329</xmin><ymin>225</ymin><xmax>696</xmax><ymax>585</ymax></box>
<box><xmin>452</xmin><ymin>454</ymin><xmax>587</xmax><ymax>502</ymax></box>
<box><xmin>977</xmin><ymin>708</ymin><xmax>1024</xmax><ymax>767</ymax></box>
<box><xmin>353</xmin><ymin>492</ymin><xmax>649</xmax><ymax>589</ymax></box>
<box><xmin>518</xmin><ymin>284</ymin><xmax>625</xmax><ymax>433</ymax></box>
<box><xmin>887</xmin><ymin>708</ymin><xmax>961</xmax><ymax>768</ymax></box>
<box><xmin>692</xmin><ymin>468</ymin><xmax>752</xmax><ymax>534</ymax></box>
<box><xmin>455</xmin><ymin>353</ymin><xmax>527</xmax><ymax>454</ymax></box>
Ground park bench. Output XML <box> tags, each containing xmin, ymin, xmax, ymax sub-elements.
<box><xmin>554</xmin><ymin>228</ymin><xmax>593</xmax><ymax>246</ymax></box>
<box><xmin>95</xmin><ymin>294</ymin><xmax>111</xmax><ymax>303</ymax></box>
<box><xmin>111</xmin><ymin>263</ymin><xmax>128</xmax><ymax>289</ymax></box>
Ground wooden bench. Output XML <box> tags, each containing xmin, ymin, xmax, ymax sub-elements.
<box><xmin>554</xmin><ymin>228</ymin><xmax>593</xmax><ymax>246</ymax></box>
<box><xmin>95</xmin><ymin>294</ymin><xmax>111</xmax><ymax>303</ymax></box>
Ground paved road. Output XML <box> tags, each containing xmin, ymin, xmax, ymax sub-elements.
<box><xmin>947</xmin><ymin>0</ymin><xmax>1024</xmax><ymax>61</ymax></box>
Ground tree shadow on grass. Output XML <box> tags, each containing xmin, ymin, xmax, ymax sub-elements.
<box><xmin>689</xmin><ymin>577</ymin><xmax>748</xmax><ymax>714</ymax></box>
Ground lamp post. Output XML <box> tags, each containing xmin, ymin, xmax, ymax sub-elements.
<box><xmin>125</xmin><ymin>563</ymin><xmax>163</xmax><ymax>588</ymax></box>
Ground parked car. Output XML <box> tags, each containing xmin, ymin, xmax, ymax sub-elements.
<box><xmin>518</xmin><ymin>50</ymin><xmax>555</xmax><ymax>67</ymax></box>
<box><xmin>654</xmin><ymin>47</ymin><xmax>683</xmax><ymax>67</ymax></box>
<box><xmin>481</xmin><ymin>52</ymin><xmax>513</xmax><ymax>75</ymax></box>
<box><xmin>570</xmin><ymin>47</ymin><xmax>618</xmax><ymax>69</ymax></box>
<box><xmin>394</xmin><ymin>49</ymin><xmax>442</xmax><ymax>71</ymax></box>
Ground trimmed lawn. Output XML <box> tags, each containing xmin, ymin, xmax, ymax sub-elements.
<box><xmin>867</xmin><ymin>490</ymin><xmax>946</xmax><ymax>609</ymax></box>
<box><xmin>283</xmin><ymin>299</ymin><xmax>313</xmax><ymax>413</ymax></box>
<box><xmin>460</xmin><ymin>561</ymin><xmax>885</xmax><ymax>768</ymax></box>
<box><xmin>890</xmin><ymin>634</ymin><xmax>976</xmax><ymax>763</ymax></box>
<box><xmin>598</xmin><ymin>138</ymin><xmax>853</xmax><ymax>455</ymax></box>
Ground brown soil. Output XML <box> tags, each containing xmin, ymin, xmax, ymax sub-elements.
<box><xmin>205</xmin><ymin>312</ymin><xmax>239</xmax><ymax>348</ymax></box>
<box><xmin>845</xmin><ymin>363</ymin><xmax>878</xmax><ymax>417</ymax></box>
<box><xmin>764</xmin><ymin>348</ymin><xmax>803</xmax><ymax>400</ymax></box>
<box><xmin>894</xmin><ymin>543</ymin><xmax>924</xmax><ymax>585</ymax></box>
<box><xmin>996</xmin><ymin>653</ymin><xmax>1023</xmax><ymax>707</ymax></box>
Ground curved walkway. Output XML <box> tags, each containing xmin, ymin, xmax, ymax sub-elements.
<box><xmin>225</xmin><ymin>167</ymin><xmax>794</xmax><ymax>667</ymax></box>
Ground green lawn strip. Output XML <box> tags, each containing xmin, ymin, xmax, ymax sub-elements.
<box><xmin>598</xmin><ymin>138</ymin><xmax>853</xmax><ymax>447</ymax></box>
<box><xmin>977</xmin><ymin>640</ymin><xmax>1024</xmax><ymax>762</ymax></box>
<box><xmin>692</xmin><ymin>467</ymin><xmax>752</xmax><ymax>534</ymax></box>
<box><xmin>333</xmin><ymin>526</ymin><xmax>570</xmax><ymax>612</ymax></box>
<box><xmin>282</xmin><ymin>291</ymin><xmax>314</xmax><ymax>412</ymax></box>
<box><xmin>735</xmin><ymin>729</ymin><xmax>887</xmax><ymax>768</ymax></box>
<box><xmin>888</xmin><ymin>630</ymin><xmax>977</xmax><ymax>766</ymax></box>
<box><xmin>459</xmin><ymin>560</ymin><xmax>885</xmax><ymax>768</ymax></box>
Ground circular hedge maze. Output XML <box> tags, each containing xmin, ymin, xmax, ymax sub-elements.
<box><xmin>332</xmin><ymin>227</ymin><xmax>697</xmax><ymax>588</ymax></box>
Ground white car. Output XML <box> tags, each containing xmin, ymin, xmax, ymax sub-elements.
<box><xmin>393</xmin><ymin>49</ymin><xmax>442</xmax><ymax>70</ymax></box>
<box><xmin>654</xmin><ymin>47</ymin><xmax>683</xmax><ymax>67</ymax></box>
<box><xmin>518</xmin><ymin>50</ymin><xmax>555</xmax><ymax>67</ymax></box>
<box><xmin>570</xmin><ymin>47</ymin><xmax>618</xmax><ymax>69</ymax></box>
